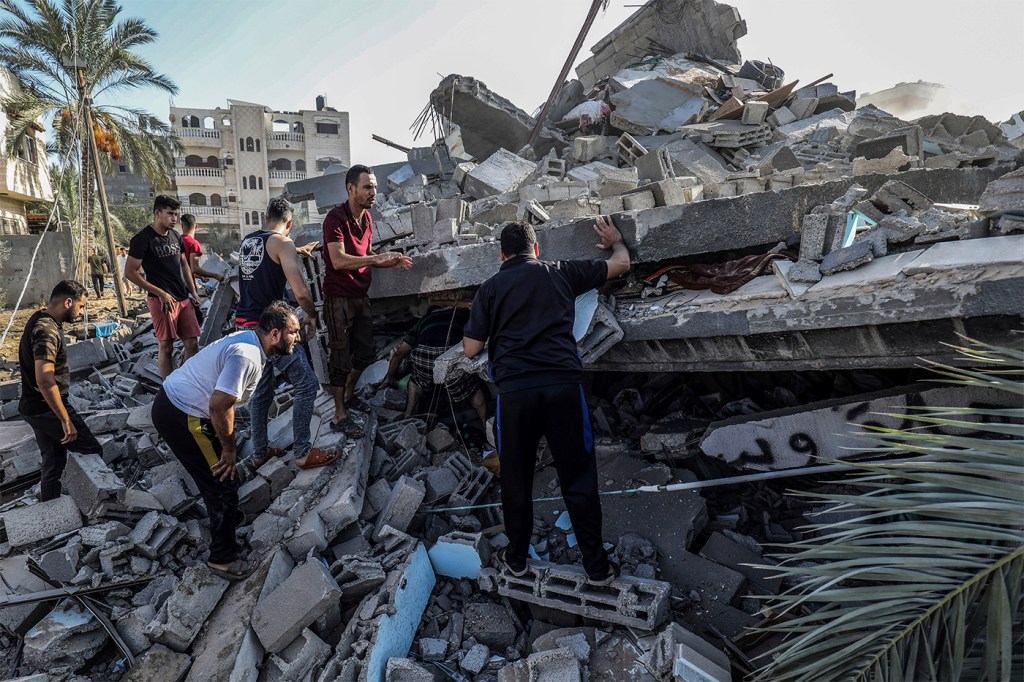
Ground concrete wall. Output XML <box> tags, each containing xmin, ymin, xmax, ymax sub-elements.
<box><xmin>0</xmin><ymin>228</ymin><xmax>76</xmax><ymax>308</ymax></box>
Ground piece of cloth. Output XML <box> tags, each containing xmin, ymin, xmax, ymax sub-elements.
<box><xmin>87</xmin><ymin>253</ymin><xmax>105</xmax><ymax>276</ymax></box>
<box><xmin>464</xmin><ymin>255</ymin><xmax>607</xmax><ymax>393</ymax></box>
<box><xmin>405</xmin><ymin>307</ymin><xmax>470</xmax><ymax>348</ymax></box>
<box><xmin>146</xmin><ymin>296</ymin><xmax>201</xmax><ymax>342</ymax></box>
<box><xmin>322</xmin><ymin>202</ymin><xmax>373</xmax><ymax>298</ymax></box>
<box><xmin>324</xmin><ymin>295</ymin><xmax>374</xmax><ymax>385</ymax></box>
<box><xmin>181</xmin><ymin>233</ymin><xmax>203</xmax><ymax>258</ymax></box>
<box><xmin>116</xmin><ymin>254</ymin><xmax>127</xmax><ymax>277</ymax></box>
<box><xmin>128</xmin><ymin>225</ymin><xmax>190</xmax><ymax>301</ymax></box>
<box><xmin>646</xmin><ymin>251</ymin><xmax>793</xmax><ymax>295</ymax></box>
<box><xmin>235</xmin><ymin>229</ymin><xmax>288</xmax><ymax>326</ymax></box>
<box><xmin>18</xmin><ymin>310</ymin><xmax>68</xmax><ymax>416</ymax></box>
<box><xmin>22</xmin><ymin>407</ymin><xmax>102</xmax><ymax>502</ymax></box>
<box><xmin>151</xmin><ymin>388</ymin><xmax>241</xmax><ymax>564</ymax></box>
<box><xmin>410</xmin><ymin>343</ymin><xmax>479</xmax><ymax>403</ymax></box>
<box><xmin>247</xmin><ymin>343</ymin><xmax>318</xmax><ymax>460</ymax></box>
<box><xmin>90</xmin><ymin>274</ymin><xmax>104</xmax><ymax>298</ymax></box>
<box><xmin>496</xmin><ymin>383</ymin><xmax>609</xmax><ymax>579</ymax></box>
<box><xmin>162</xmin><ymin>329</ymin><xmax>265</xmax><ymax>419</ymax></box>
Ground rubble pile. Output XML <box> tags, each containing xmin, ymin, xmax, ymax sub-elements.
<box><xmin>3</xmin><ymin>0</ymin><xmax>1023</xmax><ymax>680</ymax></box>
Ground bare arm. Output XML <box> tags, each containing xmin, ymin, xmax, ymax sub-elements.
<box><xmin>463</xmin><ymin>337</ymin><xmax>485</xmax><ymax>359</ymax></box>
<box><xmin>188</xmin><ymin>253</ymin><xmax>224</xmax><ymax>282</ymax></box>
<box><xmin>180</xmin><ymin>252</ymin><xmax>199</xmax><ymax>298</ymax></box>
<box><xmin>274</xmin><ymin>237</ymin><xmax>317</xmax><ymax>323</ymax></box>
<box><xmin>34</xmin><ymin>360</ymin><xmax>75</xmax><ymax>444</ymax></box>
<box><xmin>125</xmin><ymin>255</ymin><xmax>175</xmax><ymax>310</ymax></box>
<box><xmin>208</xmin><ymin>390</ymin><xmax>239</xmax><ymax>481</ymax></box>
<box><xmin>384</xmin><ymin>341</ymin><xmax>413</xmax><ymax>384</ymax></box>
<box><xmin>594</xmin><ymin>215</ymin><xmax>631</xmax><ymax>280</ymax></box>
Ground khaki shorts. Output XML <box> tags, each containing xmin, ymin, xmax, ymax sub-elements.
<box><xmin>324</xmin><ymin>296</ymin><xmax>374</xmax><ymax>385</ymax></box>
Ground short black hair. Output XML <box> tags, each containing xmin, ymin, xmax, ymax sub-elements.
<box><xmin>499</xmin><ymin>222</ymin><xmax>537</xmax><ymax>257</ymax></box>
<box><xmin>266</xmin><ymin>197</ymin><xmax>293</xmax><ymax>225</ymax></box>
<box><xmin>345</xmin><ymin>164</ymin><xmax>373</xmax><ymax>188</ymax></box>
<box><xmin>257</xmin><ymin>300</ymin><xmax>297</xmax><ymax>334</ymax></box>
<box><xmin>180</xmin><ymin>213</ymin><xmax>196</xmax><ymax>230</ymax></box>
<box><xmin>49</xmin><ymin>279</ymin><xmax>87</xmax><ymax>303</ymax></box>
<box><xmin>153</xmin><ymin>195</ymin><xmax>180</xmax><ymax>213</ymax></box>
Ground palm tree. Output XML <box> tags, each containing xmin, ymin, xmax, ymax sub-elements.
<box><xmin>0</xmin><ymin>0</ymin><xmax>179</xmax><ymax>277</ymax></box>
<box><xmin>753</xmin><ymin>338</ymin><xmax>1024</xmax><ymax>682</ymax></box>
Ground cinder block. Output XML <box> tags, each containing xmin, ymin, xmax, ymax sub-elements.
<box><xmin>373</xmin><ymin>475</ymin><xmax>425</xmax><ymax>540</ymax></box>
<box><xmin>62</xmin><ymin>452</ymin><xmax>124</xmax><ymax>518</ymax></box>
<box><xmin>623</xmin><ymin>191</ymin><xmax>656</xmax><ymax>211</ymax></box>
<box><xmin>741</xmin><ymin>101</ymin><xmax>769</xmax><ymax>125</ymax></box>
<box><xmin>1</xmin><ymin>496</ymin><xmax>83</xmax><ymax>547</ymax></box>
<box><xmin>252</xmin><ymin>558</ymin><xmax>343</xmax><ymax>653</ymax></box>
<box><xmin>145</xmin><ymin>565</ymin><xmax>230</xmax><ymax>652</ymax></box>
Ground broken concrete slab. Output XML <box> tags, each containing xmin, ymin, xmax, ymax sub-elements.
<box><xmin>122</xmin><ymin>643</ymin><xmax>192</xmax><ymax>682</ymax></box>
<box><xmin>22</xmin><ymin>599</ymin><xmax>108</xmax><ymax>673</ymax></box>
<box><xmin>2</xmin><ymin>495</ymin><xmax>83</xmax><ymax>548</ymax></box>
<box><xmin>145</xmin><ymin>565</ymin><xmax>229</xmax><ymax>652</ymax></box>
<box><xmin>462</xmin><ymin>148</ymin><xmax>536</xmax><ymax>200</ymax></box>
<box><xmin>373</xmin><ymin>475</ymin><xmax>426</xmax><ymax>541</ymax></box>
<box><xmin>610</xmin><ymin>78</ymin><xmax>707</xmax><ymax>135</ymax></box>
<box><xmin>252</xmin><ymin>557</ymin><xmax>343</xmax><ymax>654</ymax></box>
<box><xmin>902</xmin><ymin>234</ymin><xmax>1024</xmax><ymax>274</ymax></box>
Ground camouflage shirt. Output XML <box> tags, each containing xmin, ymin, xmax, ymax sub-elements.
<box><xmin>18</xmin><ymin>310</ymin><xmax>68</xmax><ymax>416</ymax></box>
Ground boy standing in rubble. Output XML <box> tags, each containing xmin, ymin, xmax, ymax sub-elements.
<box><xmin>152</xmin><ymin>301</ymin><xmax>301</xmax><ymax>580</ymax></box>
<box><xmin>463</xmin><ymin>217</ymin><xmax>630</xmax><ymax>585</ymax></box>
<box><xmin>18</xmin><ymin>280</ymin><xmax>104</xmax><ymax>501</ymax></box>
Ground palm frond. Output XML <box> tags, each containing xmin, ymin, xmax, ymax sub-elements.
<box><xmin>754</xmin><ymin>338</ymin><xmax>1024</xmax><ymax>682</ymax></box>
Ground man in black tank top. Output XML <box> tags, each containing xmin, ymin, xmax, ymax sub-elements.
<box><xmin>236</xmin><ymin>198</ymin><xmax>331</xmax><ymax>469</ymax></box>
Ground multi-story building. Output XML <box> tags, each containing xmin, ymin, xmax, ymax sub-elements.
<box><xmin>0</xmin><ymin>68</ymin><xmax>53</xmax><ymax>235</ymax></box>
<box><xmin>168</xmin><ymin>97</ymin><xmax>349</xmax><ymax>248</ymax></box>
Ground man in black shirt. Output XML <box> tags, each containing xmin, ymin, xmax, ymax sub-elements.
<box><xmin>125</xmin><ymin>195</ymin><xmax>201</xmax><ymax>378</ymax></box>
<box><xmin>18</xmin><ymin>280</ymin><xmax>103</xmax><ymax>501</ymax></box>
<box><xmin>463</xmin><ymin>217</ymin><xmax>630</xmax><ymax>585</ymax></box>
<box><xmin>87</xmin><ymin>248</ymin><xmax>107</xmax><ymax>298</ymax></box>
<box><xmin>384</xmin><ymin>306</ymin><xmax>486</xmax><ymax>426</ymax></box>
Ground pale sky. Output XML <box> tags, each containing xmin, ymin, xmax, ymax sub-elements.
<box><xmin>111</xmin><ymin>0</ymin><xmax>1022</xmax><ymax>167</ymax></box>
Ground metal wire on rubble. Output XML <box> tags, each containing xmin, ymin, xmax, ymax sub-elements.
<box><xmin>424</xmin><ymin>461</ymin><xmax>881</xmax><ymax>513</ymax></box>
<box><xmin>0</xmin><ymin>97</ymin><xmax>87</xmax><ymax>349</ymax></box>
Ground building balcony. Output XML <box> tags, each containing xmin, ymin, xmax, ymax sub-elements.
<box><xmin>176</xmin><ymin>128</ymin><xmax>223</xmax><ymax>148</ymax></box>
<box><xmin>268</xmin><ymin>170</ymin><xmax>306</xmax><ymax>182</ymax></box>
<box><xmin>2</xmin><ymin>157</ymin><xmax>54</xmax><ymax>203</ymax></box>
<box><xmin>174</xmin><ymin>167</ymin><xmax>225</xmax><ymax>186</ymax></box>
<box><xmin>179</xmin><ymin>205</ymin><xmax>230</xmax><ymax>217</ymax></box>
<box><xmin>267</xmin><ymin>132</ymin><xmax>305</xmax><ymax>150</ymax></box>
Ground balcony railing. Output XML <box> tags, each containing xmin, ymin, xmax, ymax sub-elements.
<box><xmin>178</xmin><ymin>128</ymin><xmax>221</xmax><ymax>139</ymax></box>
<box><xmin>175</xmin><ymin>167</ymin><xmax>224</xmax><ymax>178</ymax></box>
<box><xmin>179</xmin><ymin>205</ymin><xmax>229</xmax><ymax>217</ymax></box>
<box><xmin>270</xmin><ymin>132</ymin><xmax>304</xmax><ymax>143</ymax></box>
<box><xmin>268</xmin><ymin>170</ymin><xmax>306</xmax><ymax>180</ymax></box>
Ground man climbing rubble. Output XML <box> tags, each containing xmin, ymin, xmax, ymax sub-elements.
<box><xmin>236</xmin><ymin>197</ymin><xmax>337</xmax><ymax>469</ymax></box>
<box><xmin>322</xmin><ymin>164</ymin><xmax>412</xmax><ymax>437</ymax></box>
<box><xmin>463</xmin><ymin>216</ymin><xmax>630</xmax><ymax>585</ymax></box>
<box><xmin>383</xmin><ymin>304</ymin><xmax>488</xmax><ymax>429</ymax></box>
<box><xmin>151</xmin><ymin>301</ymin><xmax>302</xmax><ymax>580</ymax></box>
<box><xmin>18</xmin><ymin>280</ymin><xmax>104</xmax><ymax>502</ymax></box>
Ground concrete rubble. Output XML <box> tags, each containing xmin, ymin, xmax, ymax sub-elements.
<box><xmin>1</xmin><ymin>0</ymin><xmax>1022</xmax><ymax>680</ymax></box>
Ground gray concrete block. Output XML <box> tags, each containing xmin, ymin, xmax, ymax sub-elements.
<box><xmin>741</xmin><ymin>101</ymin><xmax>769</xmax><ymax>125</ymax></box>
<box><xmin>465</xmin><ymin>602</ymin><xmax>517</xmax><ymax>649</ymax></box>
<box><xmin>62</xmin><ymin>452</ymin><xmax>124</xmax><ymax>518</ymax></box>
<box><xmin>419</xmin><ymin>637</ymin><xmax>448</xmax><ymax>661</ymax></box>
<box><xmin>122</xmin><ymin>643</ymin><xmax>192</xmax><ymax>682</ymax></box>
<box><xmin>145</xmin><ymin>566</ymin><xmax>230</xmax><ymax>652</ymax></box>
<box><xmin>373</xmin><ymin>475</ymin><xmax>425</xmax><ymax>540</ymax></box>
<box><xmin>115</xmin><ymin>604</ymin><xmax>156</xmax><ymax>656</ymax></box>
<box><xmin>386</xmin><ymin>658</ymin><xmax>435</xmax><ymax>681</ymax></box>
<box><xmin>820</xmin><ymin>239</ymin><xmax>874</xmax><ymax>275</ymax></box>
<box><xmin>461</xmin><ymin>642</ymin><xmax>490</xmax><ymax>675</ymax></box>
<box><xmin>252</xmin><ymin>558</ymin><xmax>343</xmax><ymax>653</ymax></box>
<box><xmin>463</xmin><ymin>148</ymin><xmax>536</xmax><ymax>199</ymax></box>
<box><xmin>23</xmin><ymin>600</ymin><xmax>108</xmax><ymax>672</ymax></box>
<box><xmin>1</xmin><ymin>495</ymin><xmax>82</xmax><ymax>547</ymax></box>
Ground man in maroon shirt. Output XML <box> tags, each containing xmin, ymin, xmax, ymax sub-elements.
<box><xmin>322</xmin><ymin>165</ymin><xmax>412</xmax><ymax>436</ymax></box>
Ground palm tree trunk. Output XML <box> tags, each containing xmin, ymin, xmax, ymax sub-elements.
<box><xmin>79</xmin><ymin>141</ymin><xmax>94</xmax><ymax>282</ymax></box>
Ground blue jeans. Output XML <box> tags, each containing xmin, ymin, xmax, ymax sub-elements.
<box><xmin>249</xmin><ymin>343</ymin><xmax>319</xmax><ymax>459</ymax></box>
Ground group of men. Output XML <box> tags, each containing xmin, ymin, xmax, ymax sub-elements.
<box><xmin>18</xmin><ymin>162</ymin><xmax>632</xmax><ymax>585</ymax></box>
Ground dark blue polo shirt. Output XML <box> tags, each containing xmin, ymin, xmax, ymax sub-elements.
<box><xmin>464</xmin><ymin>255</ymin><xmax>607</xmax><ymax>393</ymax></box>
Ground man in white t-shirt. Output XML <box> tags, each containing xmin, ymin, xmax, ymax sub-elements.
<box><xmin>151</xmin><ymin>300</ymin><xmax>300</xmax><ymax>580</ymax></box>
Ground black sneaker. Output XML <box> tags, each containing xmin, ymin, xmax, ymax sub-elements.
<box><xmin>588</xmin><ymin>561</ymin><xmax>619</xmax><ymax>587</ymax></box>
<box><xmin>495</xmin><ymin>548</ymin><xmax>529</xmax><ymax>578</ymax></box>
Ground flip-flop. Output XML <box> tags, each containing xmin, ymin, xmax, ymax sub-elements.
<box><xmin>329</xmin><ymin>416</ymin><xmax>365</xmax><ymax>439</ymax></box>
<box><xmin>297</xmin><ymin>447</ymin><xmax>341</xmax><ymax>470</ymax></box>
<box><xmin>207</xmin><ymin>557</ymin><xmax>258</xmax><ymax>581</ymax></box>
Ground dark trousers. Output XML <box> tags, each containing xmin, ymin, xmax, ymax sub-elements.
<box><xmin>90</xmin><ymin>274</ymin><xmax>104</xmax><ymax>298</ymax></box>
<box><xmin>496</xmin><ymin>383</ymin><xmax>610</xmax><ymax>579</ymax></box>
<box><xmin>21</xmin><ymin>407</ymin><xmax>103</xmax><ymax>501</ymax></box>
<box><xmin>151</xmin><ymin>389</ymin><xmax>242</xmax><ymax>564</ymax></box>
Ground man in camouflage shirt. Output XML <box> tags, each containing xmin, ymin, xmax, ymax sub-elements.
<box><xmin>18</xmin><ymin>280</ymin><xmax>103</xmax><ymax>501</ymax></box>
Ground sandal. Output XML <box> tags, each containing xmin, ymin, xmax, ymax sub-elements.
<box><xmin>344</xmin><ymin>396</ymin><xmax>368</xmax><ymax>411</ymax></box>
<box><xmin>329</xmin><ymin>416</ymin><xmax>365</xmax><ymax>439</ymax></box>
<box><xmin>253</xmin><ymin>447</ymin><xmax>288</xmax><ymax>469</ymax></box>
<box><xmin>207</xmin><ymin>556</ymin><xmax>258</xmax><ymax>581</ymax></box>
<box><xmin>297</xmin><ymin>447</ymin><xmax>341</xmax><ymax>470</ymax></box>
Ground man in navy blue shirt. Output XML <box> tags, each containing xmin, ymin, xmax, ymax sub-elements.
<box><xmin>463</xmin><ymin>216</ymin><xmax>630</xmax><ymax>585</ymax></box>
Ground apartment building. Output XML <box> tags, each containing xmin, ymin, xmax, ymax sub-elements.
<box><xmin>0</xmin><ymin>68</ymin><xmax>53</xmax><ymax>235</ymax></box>
<box><xmin>168</xmin><ymin>97</ymin><xmax>349</xmax><ymax>246</ymax></box>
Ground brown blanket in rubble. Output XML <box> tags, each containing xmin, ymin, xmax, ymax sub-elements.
<box><xmin>644</xmin><ymin>251</ymin><xmax>795</xmax><ymax>295</ymax></box>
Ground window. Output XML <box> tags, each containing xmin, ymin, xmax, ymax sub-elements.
<box><xmin>206</xmin><ymin>155</ymin><xmax>218</xmax><ymax>168</ymax></box>
<box><xmin>260</xmin><ymin>212</ymin><xmax>266</xmax><ymax>224</ymax></box>
<box><xmin>248</xmin><ymin>175</ymin><xmax>257</xmax><ymax>190</ymax></box>
<box><xmin>295</xmin><ymin>159</ymin><xmax>306</xmax><ymax>172</ymax></box>
<box><xmin>203</xmin><ymin>116</ymin><xmax>215</xmax><ymax>129</ymax></box>
<box><xmin>316</xmin><ymin>156</ymin><xmax>340</xmax><ymax>171</ymax></box>
<box><xmin>246</xmin><ymin>137</ymin><xmax>254</xmax><ymax>152</ymax></box>
<box><xmin>239</xmin><ymin>138</ymin><xmax>245</xmax><ymax>152</ymax></box>
<box><xmin>255</xmin><ymin>139</ymin><xmax>261</xmax><ymax>152</ymax></box>
<box><xmin>245</xmin><ymin>213</ymin><xmax>250</xmax><ymax>225</ymax></box>
<box><xmin>183</xmin><ymin>114</ymin><xmax>199</xmax><ymax>128</ymax></box>
<box><xmin>228</xmin><ymin>194</ymin><xmax>237</xmax><ymax>203</ymax></box>
<box><xmin>316</xmin><ymin>122</ymin><xmax>339</xmax><ymax>135</ymax></box>
<box><xmin>224</xmin><ymin>156</ymin><xmax>234</xmax><ymax>166</ymax></box>
<box><xmin>292</xmin><ymin>121</ymin><xmax>304</xmax><ymax>133</ymax></box>
<box><xmin>211</xmin><ymin>194</ymin><xmax>222</xmax><ymax>207</ymax></box>
<box><xmin>189</xmin><ymin>193</ymin><xmax>206</xmax><ymax>206</ymax></box>
<box><xmin>273</xmin><ymin>158</ymin><xmax>291</xmax><ymax>171</ymax></box>
<box><xmin>251</xmin><ymin>211</ymin><xmax>259</xmax><ymax>225</ymax></box>
<box><xmin>257</xmin><ymin>177</ymin><xmax>263</xmax><ymax>190</ymax></box>
<box><xmin>24</xmin><ymin>138</ymin><xmax>37</xmax><ymax>164</ymax></box>
<box><xmin>242</xmin><ymin>177</ymin><xmax>248</xmax><ymax>190</ymax></box>
<box><xmin>221</xmin><ymin>116</ymin><xmax>231</xmax><ymax>127</ymax></box>
<box><xmin>272</xmin><ymin>119</ymin><xmax>289</xmax><ymax>132</ymax></box>
<box><xmin>148</xmin><ymin>191</ymin><xmax>155</xmax><ymax>198</ymax></box>
<box><xmin>118</xmin><ymin>164</ymin><xmax>127</xmax><ymax>173</ymax></box>
<box><xmin>185</xmin><ymin>155</ymin><xmax>203</xmax><ymax>167</ymax></box>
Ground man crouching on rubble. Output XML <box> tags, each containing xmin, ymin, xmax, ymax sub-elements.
<box><xmin>151</xmin><ymin>301</ymin><xmax>301</xmax><ymax>580</ymax></box>
<box><xmin>463</xmin><ymin>217</ymin><xmax>630</xmax><ymax>585</ymax></box>
<box><xmin>19</xmin><ymin>280</ymin><xmax>104</xmax><ymax>502</ymax></box>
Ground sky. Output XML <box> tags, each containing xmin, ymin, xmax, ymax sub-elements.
<box><xmin>92</xmin><ymin>0</ymin><xmax>1024</xmax><ymax>167</ymax></box>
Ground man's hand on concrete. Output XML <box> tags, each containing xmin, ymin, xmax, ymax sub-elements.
<box><xmin>211</xmin><ymin>449</ymin><xmax>237</xmax><ymax>482</ymax></box>
<box><xmin>594</xmin><ymin>215</ymin><xmax>624</xmax><ymax>250</ymax></box>
<box><xmin>394</xmin><ymin>254</ymin><xmax>414</xmax><ymax>270</ymax></box>
<box><xmin>60</xmin><ymin>418</ymin><xmax>77</xmax><ymax>445</ymax></box>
